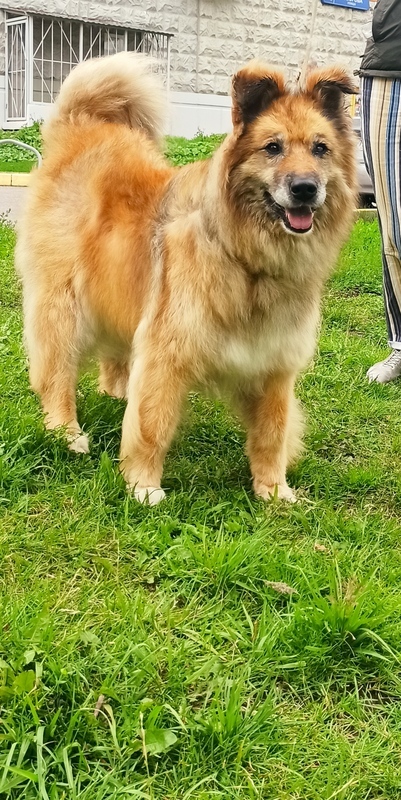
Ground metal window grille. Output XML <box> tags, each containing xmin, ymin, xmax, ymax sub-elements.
<box><xmin>82</xmin><ymin>25</ymin><xmax>126</xmax><ymax>59</ymax></box>
<box><xmin>6</xmin><ymin>13</ymin><xmax>171</xmax><ymax>121</ymax></box>
<box><xmin>32</xmin><ymin>17</ymin><xmax>80</xmax><ymax>103</ymax></box>
<box><xmin>83</xmin><ymin>26</ymin><xmax>170</xmax><ymax>81</ymax></box>
<box><xmin>6</xmin><ymin>17</ymin><xmax>27</xmax><ymax>121</ymax></box>
<box><xmin>127</xmin><ymin>29</ymin><xmax>171</xmax><ymax>83</ymax></box>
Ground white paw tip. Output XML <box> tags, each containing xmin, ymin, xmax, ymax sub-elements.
<box><xmin>68</xmin><ymin>434</ymin><xmax>90</xmax><ymax>454</ymax></box>
<box><xmin>133</xmin><ymin>486</ymin><xmax>166</xmax><ymax>505</ymax></box>
<box><xmin>256</xmin><ymin>484</ymin><xmax>297</xmax><ymax>503</ymax></box>
<box><xmin>283</xmin><ymin>490</ymin><xmax>297</xmax><ymax>504</ymax></box>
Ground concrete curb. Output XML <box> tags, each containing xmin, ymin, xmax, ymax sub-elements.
<box><xmin>0</xmin><ymin>172</ymin><xmax>31</xmax><ymax>186</ymax></box>
<box><xmin>355</xmin><ymin>208</ymin><xmax>377</xmax><ymax>221</ymax></box>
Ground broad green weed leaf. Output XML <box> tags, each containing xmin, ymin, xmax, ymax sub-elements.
<box><xmin>144</xmin><ymin>728</ymin><xmax>178</xmax><ymax>755</ymax></box>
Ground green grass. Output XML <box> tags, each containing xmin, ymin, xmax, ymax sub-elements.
<box><xmin>1</xmin><ymin>162</ymin><xmax>401</xmax><ymax>797</ymax></box>
<box><xmin>0</xmin><ymin>160</ymin><xmax>34</xmax><ymax>173</ymax></box>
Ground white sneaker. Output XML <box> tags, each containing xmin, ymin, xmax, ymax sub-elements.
<box><xmin>367</xmin><ymin>349</ymin><xmax>401</xmax><ymax>383</ymax></box>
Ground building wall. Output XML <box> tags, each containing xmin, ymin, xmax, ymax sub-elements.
<box><xmin>0</xmin><ymin>0</ymin><xmax>371</xmax><ymax>95</ymax></box>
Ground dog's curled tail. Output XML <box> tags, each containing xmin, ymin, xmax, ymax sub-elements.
<box><xmin>43</xmin><ymin>52</ymin><xmax>167</xmax><ymax>144</ymax></box>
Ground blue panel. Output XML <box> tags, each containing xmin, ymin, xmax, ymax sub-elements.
<box><xmin>321</xmin><ymin>0</ymin><xmax>369</xmax><ymax>10</ymax></box>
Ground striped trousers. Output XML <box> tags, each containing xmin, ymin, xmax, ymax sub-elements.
<box><xmin>361</xmin><ymin>76</ymin><xmax>401</xmax><ymax>348</ymax></box>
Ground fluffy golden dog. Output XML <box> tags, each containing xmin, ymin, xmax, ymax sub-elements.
<box><xmin>16</xmin><ymin>53</ymin><xmax>357</xmax><ymax>504</ymax></box>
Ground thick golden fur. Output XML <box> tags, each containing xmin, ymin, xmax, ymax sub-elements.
<box><xmin>16</xmin><ymin>53</ymin><xmax>357</xmax><ymax>504</ymax></box>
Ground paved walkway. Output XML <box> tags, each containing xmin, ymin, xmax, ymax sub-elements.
<box><xmin>0</xmin><ymin>186</ymin><xmax>27</xmax><ymax>224</ymax></box>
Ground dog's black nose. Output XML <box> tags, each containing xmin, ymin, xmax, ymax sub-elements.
<box><xmin>290</xmin><ymin>178</ymin><xmax>318</xmax><ymax>203</ymax></box>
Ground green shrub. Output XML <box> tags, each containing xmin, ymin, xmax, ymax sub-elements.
<box><xmin>0</xmin><ymin>121</ymin><xmax>42</xmax><ymax>164</ymax></box>
<box><xmin>0</xmin><ymin>124</ymin><xmax>225</xmax><ymax>170</ymax></box>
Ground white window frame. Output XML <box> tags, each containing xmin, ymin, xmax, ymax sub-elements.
<box><xmin>5</xmin><ymin>14</ymin><xmax>28</xmax><ymax>123</ymax></box>
<box><xmin>5</xmin><ymin>12</ymin><xmax>172</xmax><ymax>128</ymax></box>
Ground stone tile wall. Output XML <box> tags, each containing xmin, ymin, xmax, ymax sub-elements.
<box><xmin>0</xmin><ymin>0</ymin><xmax>371</xmax><ymax>93</ymax></box>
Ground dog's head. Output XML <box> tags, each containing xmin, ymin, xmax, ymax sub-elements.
<box><xmin>227</xmin><ymin>62</ymin><xmax>357</xmax><ymax>236</ymax></box>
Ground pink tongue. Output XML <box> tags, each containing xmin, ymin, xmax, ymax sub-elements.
<box><xmin>286</xmin><ymin>210</ymin><xmax>313</xmax><ymax>230</ymax></box>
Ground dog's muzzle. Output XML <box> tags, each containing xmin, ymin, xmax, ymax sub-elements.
<box><xmin>283</xmin><ymin>178</ymin><xmax>318</xmax><ymax>233</ymax></box>
<box><xmin>265</xmin><ymin>175</ymin><xmax>324</xmax><ymax>235</ymax></box>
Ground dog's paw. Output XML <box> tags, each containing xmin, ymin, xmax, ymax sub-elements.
<box><xmin>99</xmin><ymin>381</ymin><xmax>127</xmax><ymax>400</ymax></box>
<box><xmin>133</xmin><ymin>486</ymin><xmax>166</xmax><ymax>505</ymax></box>
<box><xmin>255</xmin><ymin>482</ymin><xmax>296</xmax><ymax>503</ymax></box>
<box><xmin>67</xmin><ymin>433</ymin><xmax>90</xmax><ymax>454</ymax></box>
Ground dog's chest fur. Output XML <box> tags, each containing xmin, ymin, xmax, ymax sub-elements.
<box><xmin>219</xmin><ymin>300</ymin><xmax>319</xmax><ymax>380</ymax></box>
<box><xmin>210</xmin><ymin>270</ymin><xmax>321</xmax><ymax>380</ymax></box>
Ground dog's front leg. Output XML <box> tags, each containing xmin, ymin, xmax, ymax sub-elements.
<box><xmin>120</xmin><ymin>342</ymin><xmax>189</xmax><ymax>505</ymax></box>
<box><xmin>243</xmin><ymin>372</ymin><xmax>302</xmax><ymax>502</ymax></box>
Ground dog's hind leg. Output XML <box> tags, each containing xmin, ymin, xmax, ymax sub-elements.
<box><xmin>24</xmin><ymin>284</ymin><xmax>90</xmax><ymax>453</ymax></box>
<box><xmin>98</xmin><ymin>357</ymin><xmax>130</xmax><ymax>399</ymax></box>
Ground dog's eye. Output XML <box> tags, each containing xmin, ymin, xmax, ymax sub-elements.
<box><xmin>265</xmin><ymin>142</ymin><xmax>282</xmax><ymax>155</ymax></box>
<box><xmin>313</xmin><ymin>142</ymin><xmax>328</xmax><ymax>157</ymax></box>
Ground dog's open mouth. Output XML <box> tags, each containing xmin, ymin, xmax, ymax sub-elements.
<box><xmin>284</xmin><ymin>208</ymin><xmax>314</xmax><ymax>233</ymax></box>
<box><xmin>265</xmin><ymin>192</ymin><xmax>315</xmax><ymax>234</ymax></box>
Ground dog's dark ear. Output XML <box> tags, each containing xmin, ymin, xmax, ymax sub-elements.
<box><xmin>231</xmin><ymin>61</ymin><xmax>286</xmax><ymax>132</ymax></box>
<box><xmin>306</xmin><ymin>66</ymin><xmax>357</xmax><ymax>122</ymax></box>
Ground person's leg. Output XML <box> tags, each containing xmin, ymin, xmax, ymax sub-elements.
<box><xmin>361</xmin><ymin>76</ymin><xmax>401</xmax><ymax>383</ymax></box>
